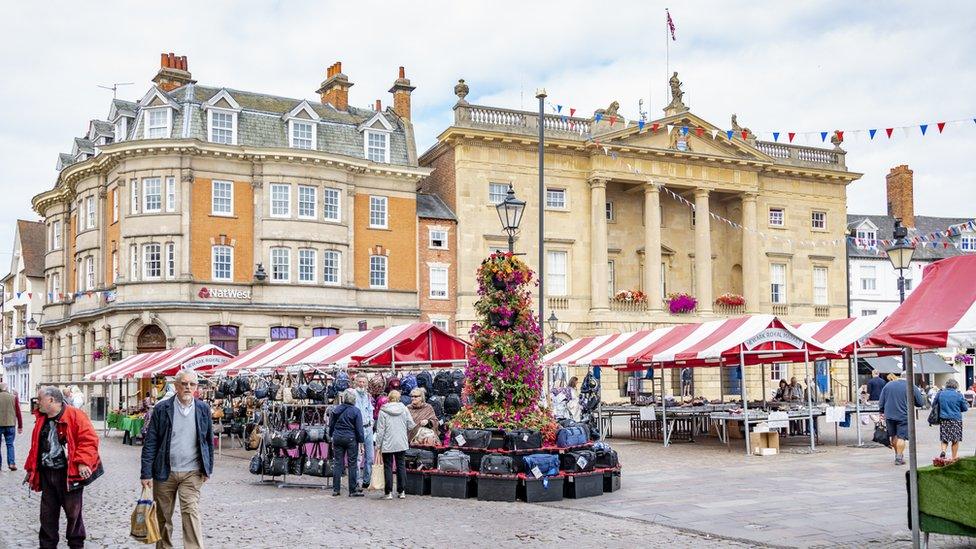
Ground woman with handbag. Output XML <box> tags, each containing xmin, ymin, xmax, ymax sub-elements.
<box><xmin>406</xmin><ymin>388</ymin><xmax>439</xmax><ymax>444</ymax></box>
<box><xmin>933</xmin><ymin>379</ymin><xmax>969</xmax><ymax>461</ymax></box>
<box><xmin>375</xmin><ymin>390</ymin><xmax>415</xmax><ymax>500</ymax></box>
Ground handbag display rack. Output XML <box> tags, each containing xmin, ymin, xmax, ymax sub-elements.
<box><xmin>257</xmin><ymin>401</ymin><xmax>335</xmax><ymax>490</ymax></box>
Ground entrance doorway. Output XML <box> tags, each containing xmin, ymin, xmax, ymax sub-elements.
<box><xmin>136</xmin><ymin>324</ymin><xmax>167</xmax><ymax>354</ymax></box>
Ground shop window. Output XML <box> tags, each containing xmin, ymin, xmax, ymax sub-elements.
<box><xmin>313</xmin><ymin>327</ymin><xmax>339</xmax><ymax>337</ymax></box>
<box><xmin>270</xmin><ymin>326</ymin><xmax>298</xmax><ymax>341</ymax></box>
<box><xmin>209</xmin><ymin>325</ymin><xmax>239</xmax><ymax>356</ymax></box>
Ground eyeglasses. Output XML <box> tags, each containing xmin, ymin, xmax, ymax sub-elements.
<box><xmin>411</xmin><ymin>394</ymin><xmax>422</xmax><ymax>398</ymax></box>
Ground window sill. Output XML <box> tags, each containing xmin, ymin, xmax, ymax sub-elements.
<box><xmin>544</xmin><ymin>207</ymin><xmax>568</xmax><ymax>212</ymax></box>
<box><xmin>368</xmin><ymin>226</ymin><xmax>391</xmax><ymax>231</ymax></box>
<box><xmin>429</xmin><ymin>246</ymin><xmax>449</xmax><ymax>251</ymax></box>
<box><xmin>429</xmin><ymin>295</ymin><xmax>449</xmax><ymax>300</ymax></box>
<box><xmin>767</xmin><ymin>224</ymin><xmax>787</xmax><ymax>230</ymax></box>
<box><xmin>209</xmin><ymin>213</ymin><xmax>237</xmax><ymax>219</ymax></box>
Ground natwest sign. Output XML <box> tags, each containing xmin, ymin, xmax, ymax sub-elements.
<box><xmin>198</xmin><ymin>286</ymin><xmax>251</xmax><ymax>300</ymax></box>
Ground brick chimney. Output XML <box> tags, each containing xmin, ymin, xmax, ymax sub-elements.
<box><xmin>886</xmin><ymin>164</ymin><xmax>915</xmax><ymax>228</ymax></box>
<box><xmin>389</xmin><ymin>66</ymin><xmax>416</xmax><ymax>120</ymax></box>
<box><xmin>317</xmin><ymin>62</ymin><xmax>353</xmax><ymax>111</ymax></box>
<box><xmin>152</xmin><ymin>53</ymin><xmax>195</xmax><ymax>92</ymax></box>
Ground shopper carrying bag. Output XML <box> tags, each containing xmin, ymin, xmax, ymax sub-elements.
<box><xmin>129</xmin><ymin>486</ymin><xmax>161</xmax><ymax>544</ymax></box>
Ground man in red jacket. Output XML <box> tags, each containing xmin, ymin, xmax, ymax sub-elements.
<box><xmin>24</xmin><ymin>386</ymin><xmax>101</xmax><ymax>549</ymax></box>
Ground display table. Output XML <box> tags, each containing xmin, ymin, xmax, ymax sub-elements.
<box><xmin>106</xmin><ymin>411</ymin><xmax>123</xmax><ymax>429</ymax></box>
<box><xmin>120</xmin><ymin>416</ymin><xmax>145</xmax><ymax>445</ymax></box>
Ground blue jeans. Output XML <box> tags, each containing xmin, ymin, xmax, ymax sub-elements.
<box><xmin>359</xmin><ymin>428</ymin><xmax>374</xmax><ymax>484</ymax></box>
<box><xmin>0</xmin><ymin>426</ymin><xmax>15</xmax><ymax>466</ymax></box>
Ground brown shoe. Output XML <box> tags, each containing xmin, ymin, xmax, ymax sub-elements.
<box><xmin>7</xmin><ymin>465</ymin><xmax>16</xmax><ymax>471</ymax></box>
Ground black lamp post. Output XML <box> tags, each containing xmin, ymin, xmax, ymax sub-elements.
<box><xmin>495</xmin><ymin>185</ymin><xmax>526</xmax><ymax>253</ymax></box>
<box><xmin>887</xmin><ymin>218</ymin><xmax>920</xmax><ymax>548</ymax></box>
<box><xmin>547</xmin><ymin>311</ymin><xmax>558</xmax><ymax>345</ymax></box>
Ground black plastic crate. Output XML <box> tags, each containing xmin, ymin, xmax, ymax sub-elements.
<box><xmin>476</xmin><ymin>474</ymin><xmax>518</xmax><ymax>502</ymax></box>
<box><xmin>518</xmin><ymin>476</ymin><xmax>564</xmax><ymax>503</ymax></box>
<box><xmin>564</xmin><ymin>472</ymin><xmax>603</xmax><ymax>499</ymax></box>
<box><xmin>405</xmin><ymin>470</ymin><xmax>430</xmax><ymax>496</ymax></box>
<box><xmin>603</xmin><ymin>470</ymin><xmax>621</xmax><ymax>493</ymax></box>
<box><xmin>430</xmin><ymin>473</ymin><xmax>472</xmax><ymax>499</ymax></box>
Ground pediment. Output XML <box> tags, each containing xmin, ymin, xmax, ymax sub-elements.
<box><xmin>203</xmin><ymin>89</ymin><xmax>241</xmax><ymax>112</ymax></box>
<box><xmin>282</xmin><ymin>100</ymin><xmax>320</xmax><ymax>121</ymax></box>
<box><xmin>139</xmin><ymin>86</ymin><xmax>180</xmax><ymax>110</ymax></box>
<box><xmin>603</xmin><ymin>111</ymin><xmax>770</xmax><ymax>163</ymax></box>
<box><xmin>358</xmin><ymin>111</ymin><xmax>394</xmax><ymax>132</ymax></box>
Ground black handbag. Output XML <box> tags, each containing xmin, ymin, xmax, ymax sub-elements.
<box><xmin>234</xmin><ymin>376</ymin><xmax>251</xmax><ymax>396</ymax></box>
<box><xmin>286</xmin><ymin>428</ymin><xmax>308</xmax><ymax>448</ymax></box>
<box><xmin>288</xmin><ymin>457</ymin><xmax>304</xmax><ymax>476</ymax></box>
<box><xmin>479</xmin><ymin>454</ymin><xmax>514</xmax><ymax>475</ymax></box>
<box><xmin>559</xmin><ymin>450</ymin><xmax>596</xmax><ymax>473</ymax></box>
<box><xmin>219</xmin><ymin>378</ymin><xmax>235</xmax><ymax>397</ymax></box>
<box><xmin>222</xmin><ymin>405</ymin><xmax>234</xmax><ymax>420</ymax></box>
<box><xmin>451</xmin><ymin>428</ymin><xmax>491</xmax><ymax>449</ymax></box>
<box><xmin>928</xmin><ymin>391</ymin><xmax>942</xmax><ymax>426</ymax></box>
<box><xmin>404</xmin><ymin>448</ymin><xmax>436</xmax><ymax>470</ymax></box>
<box><xmin>306</xmin><ymin>425</ymin><xmax>328</xmax><ymax>443</ymax></box>
<box><xmin>268</xmin><ymin>381</ymin><xmax>281</xmax><ymax>401</ymax></box>
<box><xmin>873</xmin><ymin>422</ymin><xmax>891</xmax><ymax>447</ymax></box>
<box><xmin>307</xmin><ymin>381</ymin><xmax>326</xmax><ymax>402</ymax></box>
<box><xmin>292</xmin><ymin>384</ymin><xmax>308</xmax><ymax>400</ymax></box>
<box><xmin>249</xmin><ymin>454</ymin><xmax>264</xmax><ymax>475</ymax></box>
<box><xmin>253</xmin><ymin>379</ymin><xmax>269</xmax><ymax>400</ymax></box>
<box><xmin>267</xmin><ymin>430</ymin><xmax>288</xmax><ymax>450</ymax></box>
<box><xmin>267</xmin><ymin>456</ymin><xmax>288</xmax><ymax>476</ymax></box>
<box><xmin>303</xmin><ymin>456</ymin><xmax>332</xmax><ymax>477</ymax></box>
<box><xmin>504</xmin><ymin>429</ymin><xmax>543</xmax><ymax>451</ymax></box>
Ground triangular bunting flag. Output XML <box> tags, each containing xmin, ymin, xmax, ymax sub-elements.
<box><xmin>937</xmin><ymin>122</ymin><xmax>946</xmax><ymax>133</ymax></box>
<box><xmin>652</xmin><ymin>123</ymin><xmax>659</xmax><ymax>132</ymax></box>
<box><xmin>820</xmin><ymin>131</ymin><xmax>828</xmax><ymax>142</ymax></box>
<box><xmin>608</xmin><ymin>115</ymin><xmax>616</xmax><ymax>126</ymax></box>
<box><xmin>919</xmin><ymin>124</ymin><xmax>928</xmax><ymax>135</ymax></box>
<box><xmin>602</xmin><ymin>145</ymin><xmax>609</xmax><ymax>155</ymax></box>
<box><xmin>869</xmin><ymin>129</ymin><xmax>877</xmax><ymax>139</ymax></box>
<box><xmin>638</xmin><ymin>120</ymin><xmax>645</xmax><ymax>131</ymax></box>
<box><xmin>836</xmin><ymin>131</ymin><xmax>844</xmax><ymax>141</ymax></box>
<box><xmin>885</xmin><ymin>128</ymin><xmax>894</xmax><ymax>138</ymax></box>
<box><xmin>27</xmin><ymin>293</ymin><xmax>31</xmax><ymax>299</ymax></box>
<box><xmin>610</xmin><ymin>152</ymin><xmax>617</xmax><ymax>159</ymax></box>
<box><xmin>681</xmin><ymin>126</ymin><xmax>689</xmax><ymax>136</ymax></box>
<box><xmin>726</xmin><ymin>130</ymin><xmax>734</xmax><ymax>140</ymax></box>
<box><xmin>569</xmin><ymin>108</ymin><xmax>576</xmax><ymax>117</ymax></box>
<box><xmin>788</xmin><ymin>132</ymin><xmax>796</xmax><ymax>143</ymax></box>
<box><xmin>901</xmin><ymin>127</ymin><xmax>911</xmax><ymax>138</ymax></box>
<box><xmin>595</xmin><ymin>114</ymin><xmax>602</xmax><ymax>123</ymax></box>
<box><xmin>710</xmin><ymin>129</ymin><xmax>718</xmax><ymax>139</ymax></box>
<box><xmin>556</xmin><ymin>105</ymin><xmax>562</xmax><ymax>113</ymax></box>
<box><xmin>695</xmin><ymin>127</ymin><xmax>704</xmax><ymax>137</ymax></box>
<box><xmin>772</xmin><ymin>132</ymin><xmax>780</xmax><ymax>142</ymax></box>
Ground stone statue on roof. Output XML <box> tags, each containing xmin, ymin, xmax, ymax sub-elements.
<box><xmin>730</xmin><ymin>114</ymin><xmax>755</xmax><ymax>140</ymax></box>
<box><xmin>595</xmin><ymin>101</ymin><xmax>621</xmax><ymax>119</ymax></box>
<box><xmin>664</xmin><ymin>72</ymin><xmax>688</xmax><ymax>115</ymax></box>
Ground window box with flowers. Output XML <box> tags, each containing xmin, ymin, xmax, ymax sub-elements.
<box><xmin>666</xmin><ymin>292</ymin><xmax>697</xmax><ymax>314</ymax></box>
<box><xmin>715</xmin><ymin>293</ymin><xmax>745</xmax><ymax>307</ymax></box>
<box><xmin>92</xmin><ymin>344</ymin><xmax>117</xmax><ymax>361</ymax></box>
<box><xmin>613</xmin><ymin>290</ymin><xmax>646</xmax><ymax>303</ymax></box>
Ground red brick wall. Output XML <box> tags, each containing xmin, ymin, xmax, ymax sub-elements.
<box><xmin>418</xmin><ymin>147</ymin><xmax>457</xmax><ymax>211</ymax></box>
<box><xmin>885</xmin><ymin>164</ymin><xmax>914</xmax><ymax>228</ymax></box>
<box><xmin>418</xmin><ymin>217</ymin><xmax>457</xmax><ymax>334</ymax></box>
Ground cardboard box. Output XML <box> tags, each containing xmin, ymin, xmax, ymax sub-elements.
<box><xmin>758</xmin><ymin>447</ymin><xmax>778</xmax><ymax>456</ymax></box>
<box><xmin>750</xmin><ymin>431</ymin><xmax>780</xmax><ymax>455</ymax></box>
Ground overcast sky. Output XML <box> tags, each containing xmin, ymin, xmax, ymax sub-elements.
<box><xmin>1</xmin><ymin>1</ymin><xmax>973</xmax><ymax>265</ymax></box>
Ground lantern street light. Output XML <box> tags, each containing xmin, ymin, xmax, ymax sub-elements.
<box><xmin>495</xmin><ymin>185</ymin><xmax>526</xmax><ymax>253</ymax></box>
<box><xmin>253</xmin><ymin>263</ymin><xmax>268</xmax><ymax>283</ymax></box>
<box><xmin>547</xmin><ymin>311</ymin><xmax>558</xmax><ymax>345</ymax></box>
<box><xmin>27</xmin><ymin>315</ymin><xmax>38</xmax><ymax>332</ymax></box>
<box><xmin>886</xmin><ymin>219</ymin><xmax>915</xmax><ymax>304</ymax></box>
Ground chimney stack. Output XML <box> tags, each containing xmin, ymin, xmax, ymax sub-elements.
<box><xmin>317</xmin><ymin>61</ymin><xmax>353</xmax><ymax>111</ymax></box>
<box><xmin>389</xmin><ymin>66</ymin><xmax>416</xmax><ymax>120</ymax></box>
<box><xmin>375</xmin><ymin>99</ymin><xmax>382</xmax><ymax>112</ymax></box>
<box><xmin>885</xmin><ymin>164</ymin><xmax>915</xmax><ymax>228</ymax></box>
<box><xmin>152</xmin><ymin>52</ymin><xmax>194</xmax><ymax>92</ymax></box>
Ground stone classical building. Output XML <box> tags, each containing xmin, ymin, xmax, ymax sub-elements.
<box><xmin>1</xmin><ymin>220</ymin><xmax>46</xmax><ymax>404</ymax></box>
<box><xmin>420</xmin><ymin>76</ymin><xmax>861</xmax><ymax>400</ymax></box>
<box><xmin>32</xmin><ymin>54</ymin><xmax>433</xmax><ymax>392</ymax></box>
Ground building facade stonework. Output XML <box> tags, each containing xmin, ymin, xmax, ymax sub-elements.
<box><xmin>32</xmin><ymin>54</ymin><xmax>434</xmax><ymax>392</ymax></box>
<box><xmin>420</xmin><ymin>78</ymin><xmax>861</xmax><ymax>401</ymax></box>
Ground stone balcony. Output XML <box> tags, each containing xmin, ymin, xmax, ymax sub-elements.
<box><xmin>452</xmin><ymin>101</ymin><xmax>847</xmax><ymax>171</ymax></box>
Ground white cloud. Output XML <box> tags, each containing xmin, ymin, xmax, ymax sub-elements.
<box><xmin>0</xmin><ymin>0</ymin><xmax>973</xmax><ymax>262</ymax></box>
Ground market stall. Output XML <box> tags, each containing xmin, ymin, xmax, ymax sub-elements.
<box><xmin>863</xmin><ymin>255</ymin><xmax>976</xmax><ymax>544</ymax></box>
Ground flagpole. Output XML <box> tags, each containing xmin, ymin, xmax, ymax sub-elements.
<box><xmin>665</xmin><ymin>8</ymin><xmax>669</xmax><ymax>105</ymax></box>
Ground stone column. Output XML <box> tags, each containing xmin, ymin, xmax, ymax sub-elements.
<box><xmin>694</xmin><ymin>189</ymin><xmax>714</xmax><ymax>313</ymax></box>
<box><xmin>643</xmin><ymin>183</ymin><xmax>663</xmax><ymax>311</ymax></box>
<box><xmin>589</xmin><ymin>178</ymin><xmax>609</xmax><ymax>311</ymax></box>
<box><xmin>741</xmin><ymin>192</ymin><xmax>761</xmax><ymax>313</ymax></box>
<box><xmin>61</xmin><ymin>334</ymin><xmax>70</xmax><ymax>382</ymax></box>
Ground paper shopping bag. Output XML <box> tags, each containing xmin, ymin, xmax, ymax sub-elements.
<box><xmin>130</xmin><ymin>487</ymin><xmax>161</xmax><ymax>544</ymax></box>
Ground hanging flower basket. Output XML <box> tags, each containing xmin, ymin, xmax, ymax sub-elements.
<box><xmin>92</xmin><ymin>344</ymin><xmax>116</xmax><ymax>361</ymax></box>
<box><xmin>666</xmin><ymin>292</ymin><xmax>697</xmax><ymax>314</ymax></box>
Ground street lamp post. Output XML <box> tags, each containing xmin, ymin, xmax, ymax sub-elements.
<box><xmin>886</xmin><ymin>218</ymin><xmax>919</xmax><ymax>548</ymax></box>
<box><xmin>547</xmin><ymin>311</ymin><xmax>558</xmax><ymax>346</ymax></box>
<box><xmin>495</xmin><ymin>185</ymin><xmax>526</xmax><ymax>253</ymax></box>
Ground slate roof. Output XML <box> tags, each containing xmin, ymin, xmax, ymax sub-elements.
<box><xmin>417</xmin><ymin>193</ymin><xmax>456</xmax><ymax>221</ymax></box>
<box><xmin>124</xmin><ymin>83</ymin><xmax>412</xmax><ymax>166</ymax></box>
<box><xmin>17</xmin><ymin>220</ymin><xmax>46</xmax><ymax>278</ymax></box>
<box><xmin>90</xmin><ymin>120</ymin><xmax>114</xmax><ymax>137</ymax></box>
<box><xmin>57</xmin><ymin>153</ymin><xmax>75</xmax><ymax>171</ymax></box>
<box><xmin>111</xmin><ymin>99</ymin><xmax>137</xmax><ymax>118</ymax></box>
<box><xmin>73</xmin><ymin>137</ymin><xmax>94</xmax><ymax>155</ymax></box>
<box><xmin>847</xmin><ymin>214</ymin><xmax>974</xmax><ymax>260</ymax></box>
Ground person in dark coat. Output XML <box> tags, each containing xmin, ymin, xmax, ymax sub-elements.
<box><xmin>932</xmin><ymin>378</ymin><xmax>969</xmax><ymax>460</ymax></box>
<box><xmin>329</xmin><ymin>389</ymin><xmax>365</xmax><ymax>497</ymax></box>
<box><xmin>866</xmin><ymin>370</ymin><xmax>886</xmax><ymax>401</ymax></box>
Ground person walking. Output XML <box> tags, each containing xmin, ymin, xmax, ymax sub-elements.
<box><xmin>140</xmin><ymin>370</ymin><xmax>214</xmax><ymax>549</ymax></box>
<box><xmin>866</xmin><ymin>370</ymin><xmax>886</xmax><ymax>401</ymax></box>
<box><xmin>329</xmin><ymin>388</ymin><xmax>365</xmax><ymax>497</ymax></box>
<box><xmin>0</xmin><ymin>382</ymin><xmax>23</xmax><ymax>470</ymax></box>
<box><xmin>24</xmin><ymin>386</ymin><xmax>101</xmax><ymax>549</ymax></box>
<box><xmin>353</xmin><ymin>374</ymin><xmax>375</xmax><ymax>490</ymax></box>
<box><xmin>932</xmin><ymin>378</ymin><xmax>969</xmax><ymax>461</ymax></box>
<box><xmin>375</xmin><ymin>389</ymin><xmax>415</xmax><ymax>500</ymax></box>
<box><xmin>878</xmin><ymin>371</ymin><xmax>925</xmax><ymax>465</ymax></box>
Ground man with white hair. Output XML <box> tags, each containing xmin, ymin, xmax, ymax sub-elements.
<box><xmin>140</xmin><ymin>370</ymin><xmax>214</xmax><ymax>548</ymax></box>
<box><xmin>0</xmin><ymin>381</ymin><xmax>23</xmax><ymax>470</ymax></box>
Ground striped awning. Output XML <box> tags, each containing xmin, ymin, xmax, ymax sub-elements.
<box><xmin>87</xmin><ymin>344</ymin><xmax>234</xmax><ymax>381</ymax></box>
<box><xmin>215</xmin><ymin>322</ymin><xmax>468</xmax><ymax>374</ymax></box>
<box><xmin>792</xmin><ymin>315</ymin><xmax>889</xmax><ymax>356</ymax></box>
<box><xmin>544</xmin><ymin>315</ymin><xmax>826</xmax><ymax>369</ymax></box>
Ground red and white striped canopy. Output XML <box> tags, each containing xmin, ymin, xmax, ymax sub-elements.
<box><xmin>792</xmin><ymin>315</ymin><xmax>888</xmax><ymax>356</ymax></box>
<box><xmin>866</xmin><ymin>255</ymin><xmax>976</xmax><ymax>350</ymax></box>
<box><xmin>88</xmin><ymin>344</ymin><xmax>234</xmax><ymax>381</ymax></box>
<box><xmin>544</xmin><ymin>315</ymin><xmax>825</xmax><ymax>369</ymax></box>
<box><xmin>216</xmin><ymin>323</ymin><xmax>467</xmax><ymax>374</ymax></box>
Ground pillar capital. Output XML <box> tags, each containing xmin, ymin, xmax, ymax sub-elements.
<box><xmin>588</xmin><ymin>177</ymin><xmax>608</xmax><ymax>189</ymax></box>
<box><xmin>643</xmin><ymin>182</ymin><xmax>661</xmax><ymax>194</ymax></box>
<box><xmin>693</xmin><ymin>187</ymin><xmax>711</xmax><ymax>198</ymax></box>
<box><xmin>742</xmin><ymin>191</ymin><xmax>759</xmax><ymax>203</ymax></box>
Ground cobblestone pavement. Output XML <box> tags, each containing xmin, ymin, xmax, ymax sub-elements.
<box><xmin>547</xmin><ymin>414</ymin><xmax>976</xmax><ymax>549</ymax></box>
<box><xmin>0</xmin><ymin>415</ymin><xmax>755</xmax><ymax>549</ymax></box>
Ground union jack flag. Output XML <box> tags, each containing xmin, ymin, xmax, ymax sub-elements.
<box><xmin>666</xmin><ymin>9</ymin><xmax>676</xmax><ymax>41</ymax></box>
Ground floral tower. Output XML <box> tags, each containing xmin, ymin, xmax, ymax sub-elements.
<box><xmin>451</xmin><ymin>252</ymin><xmax>558</xmax><ymax>442</ymax></box>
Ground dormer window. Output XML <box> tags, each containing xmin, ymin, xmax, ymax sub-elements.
<box><xmin>203</xmin><ymin>90</ymin><xmax>241</xmax><ymax>145</ymax></box>
<box><xmin>145</xmin><ymin>108</ymin><xmax>171</xmax><ymax>139</ymax></box>
<box><xmin>209</xmin><ymin>110</ymin><xmax>236</xmax><ymax>144</ymax></box>
<box><xmin>114</xmin><ymin>118</ymin><xmax>127</xmax><ymax>142</ymax></box>
<box><xmin>365</xmin><ymin>131</ymin><xmax>389</xmax><ymax>163</ymax></box>
<box><xmin>290</xmin><ymin>120</ymin><xmax>315</xmax><ymax>149</ymax></box>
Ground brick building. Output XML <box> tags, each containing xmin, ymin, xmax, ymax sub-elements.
<box><xmin>417</xmin><ymin>193</ymin><xmax>458</xmax><ymax>333</ymax></box>
<box><xmin>32</xmin><ymin>54</ymin><xmax>435</xmax><ymax>395</ymax></box>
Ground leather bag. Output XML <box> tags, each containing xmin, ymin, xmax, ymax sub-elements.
<box><xmin>479</xmin><ymin>454</ymin><xmax>514</xmax><ymax>475</ymax></box>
